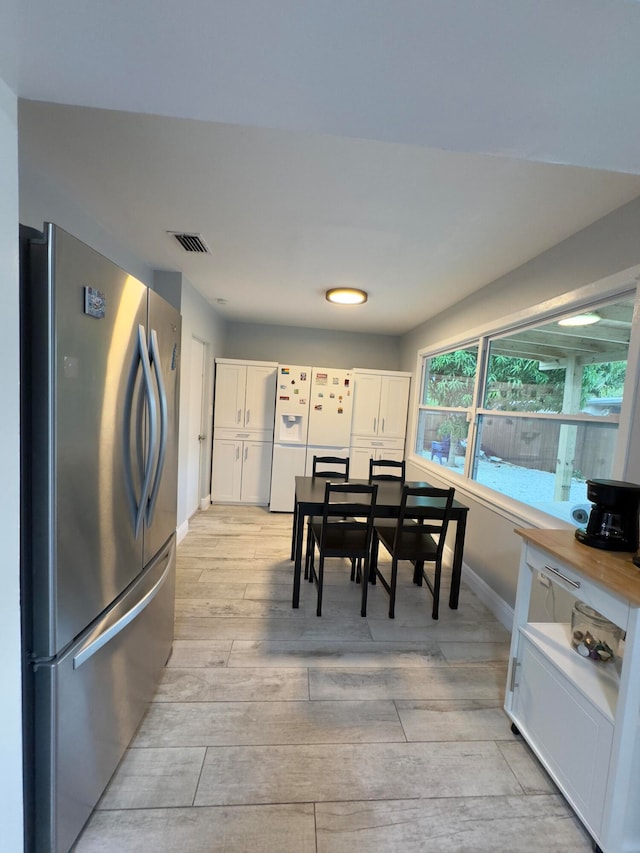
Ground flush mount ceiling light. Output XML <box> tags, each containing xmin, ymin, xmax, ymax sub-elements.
<box><xmin>325</xmin><ymin>288</ymin><xmax>368</xmax><ymax>305</ymax></box>
<box><xmin>558</xmin><ymin>312</ymin><xmax>601</xmax><ymax>327</ymax></box>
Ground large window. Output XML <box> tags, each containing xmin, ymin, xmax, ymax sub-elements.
<box><xmin>415</xmin><ymin>295</ymin><xmax>635</xmax><ymax>523</ymax></box>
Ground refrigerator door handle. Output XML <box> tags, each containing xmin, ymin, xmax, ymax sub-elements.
<box><xmin>146</xmin><ymin>329</ymin><xmax>168</xmax><ymax>527</ymax></box>
<box><xmin>73</xmin><ymin>553</ymin><xmax>172</xmax><ymax>669</ymax></box>
<box><xmin>135</xmin><ymin>325</ymin><xmax>157</xmax><ymax>539</ymax></box>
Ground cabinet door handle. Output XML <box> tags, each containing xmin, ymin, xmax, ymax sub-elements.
<box><xmin>236</xmin><ymin>446</ymin><xmax>240</xmax><ymax>461</ymax></box>
<box><xmin>246</xmin><ymin>408</ymin><xmax>250</xmax><ymax>424</ymax></box>
<box><xmin>244</xmin><ymin>446</ymin><xmax>248</xmax><ymax>461</ymax></box>
<box><xmin>543</xmin><ymin>564</ymin><xmax>581</xmax><ymax>589</ymax></box>
<box><xmin>509</xmin><ymin>657</ymin><xmax>519</xmax><ymax>692</ymax></box>
<box><xmin>373</xmin><ymin>418</ymin><xmax>377</xmax><ymax>433</ymax></box>
<box><xmin>237</xmin><ymin>409</ymin><xmax>242</xmax><ymax>424</ymax></box>
<box><xmin>381</xmin><ymin>418</ymin><xmax>385</xmax><ymax>433</ymax></box>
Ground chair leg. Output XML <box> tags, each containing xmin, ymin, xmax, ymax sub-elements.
<box><xmin>360</xmin><ymin>556</ymin><xmax>370</xmax><ymax>617</ymax></box>
<box><xmin>432</xmin><ymin>561</ymin><xmax>441</xmax><ymax>620</ymax></box>
<box><xmin>304</xmin><ymin>522</ymin><xmax>312</xmax><ymax>580</ymax></box>
<box><xmin>413</xmin><ymin>560</ymin><xmax>424</xmax><ymax>586</ymax></box>
<box><xmin>389</xmin><ymin>557</ymin><xmax>398</xmax><ymax>619</ymax></box>
<box><xmin>306</xmin><ymin>532</ymin><xmax>315</xmax><ymax>583</ymax></box>
<box><xmin>316</xmin><ymin>555</ymin><xmax>325</xmax><ymax>617</ymax></box>
<box><xmin>370</xmin><ymin>534</ymin><xmax>378</xmax><ymax>585</ymax></box>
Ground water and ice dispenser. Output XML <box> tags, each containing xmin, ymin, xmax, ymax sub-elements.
<box><xmin>278</xmin><ymin>414</ymin><xmax>304</xmax><ymax>442</ymax></box>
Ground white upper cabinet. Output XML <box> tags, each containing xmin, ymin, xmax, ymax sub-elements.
<box><xmin>350</xmin><ymin>373</ymin><xmax>382</xmax><ymax>438</ymax></box>
<box><xmin>351</xmin><ymin>371</ymin><xmax>411</xmax><ymax>439</ymax></box>
<box><xmin>213</xmin><ymin>360</ymin><xmax>277</xmax><ymax>434</ymax></box>
<box><xmin>378</xmin><ymin>374</ymin><xmax>411</xmax><ymax>438</ymax></box>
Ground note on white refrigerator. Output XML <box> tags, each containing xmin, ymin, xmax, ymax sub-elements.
<box><xmin>307</xmin><ymin>367</ymin><xmax>353</xmax><ymax>447</ymax></box>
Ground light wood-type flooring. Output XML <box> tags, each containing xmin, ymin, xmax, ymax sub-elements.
<box><xmin>74</xmin><ymin>505</ymin><xmax>593</xmax><ymax>852</ymax></box>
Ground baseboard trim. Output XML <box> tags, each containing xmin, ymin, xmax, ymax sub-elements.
<box><xmin>200</xmin><ymin>495</ymin><xmax>211</xmax><ymax>512</ymax></box>
<box><xmin>445</xmin><ymin>544</ymin><xmax>514</xmax><ymax>632</ymax></box>
<box><xmin>176</xmin><ymin>519</ymin><xmax>189</xmax><ymax>544</ymax></box>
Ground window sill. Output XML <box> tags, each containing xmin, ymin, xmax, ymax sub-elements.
<box><xmin>408</xmin><ymin>452</ymin><xmax>577</xmax><ymax>532</ymax></box>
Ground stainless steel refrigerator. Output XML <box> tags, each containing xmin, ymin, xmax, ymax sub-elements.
<box><xmin>20</xmin><ymin>224</ymin><xmax>181</xmax><ymax>852</ymax></box>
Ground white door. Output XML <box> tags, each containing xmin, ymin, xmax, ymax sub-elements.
<box><xmin>351</xmin><ymin>373</ymin><xmax>382</xmax><ymax>437</ymax></box>
<box><xmin>379</xmin><ymin>446</ymin><xmax>405</xmax><ymax>463</ymax></box>
<box><xmin>350</xmin><ymin>447</ymin><xmax>373</xmax><ymax>479</ymax></box>
<box><xmin>211</xmin><ymin>438</ymin><xmax>242</xmax><ymax>502</ymax></box>
<box><xmin>379</xmin><ymin>375</ymin><xmax>411</xmax><ymax>438</ymax></box>
<box><xmin>245</xmin><ymin>365</ymin><xmax>277</xmax><ymax>431</ymax></box>
<box><xmin>186</xmin><ymin>338</ymin><xmax>206</xmax><ymax>517</ymax></box>
<box><xmin>241</xmin><ymin>441</ymin><xmax>273</xmax><ymax>503</ymax></box>
<box><xmin>213</xmin><ymin>362</ymin><xmax>246</xmax><ymax>429</ymax></box>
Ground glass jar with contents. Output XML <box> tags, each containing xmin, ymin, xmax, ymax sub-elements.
<box><xmin>571</xmin><ymin>601</ymin><xmax>622</xmax><ymax>663</ymax></box>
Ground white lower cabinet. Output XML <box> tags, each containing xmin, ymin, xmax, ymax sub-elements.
<box><xmin>211</xmin><ymin>436</ymin><xmax>273</xmax><ymax>504</ymax></box>
<box><xmin>511</xmin><ymin>626</ymin><xmax>613</xmax><ymax>835</ymax></box>
<box><xmin>505</xmin><ymin>530</ymin><xmax>640</xmax><ymax>853</ymax></box>
<box><xmin>349</xmin><ymin>440</ymin><xmax>405</xmax><ymax>480</ymax></box>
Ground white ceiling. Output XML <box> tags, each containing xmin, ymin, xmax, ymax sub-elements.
<box><xmin>7</xmin><ymin>1</ymin><xmax>640</xmax><ymax>334</ymax></box>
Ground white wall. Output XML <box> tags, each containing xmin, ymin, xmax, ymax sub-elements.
<box><xmin>400</xmin><ymin>196</ymin><xmax>640</xmax><ymax>611</ymax></box>
<box><xmin>19</xmin><ymin>162</ymin><xmax>154</xmax><ymax>287</ymax></box>
<box><xmin>0</xmin><ymin>76</ymin><xmax>24</xmax><ymax>851</ymax></box>
<box><xmin>223</xmin><ymin>320</ymin><xmax>401</xmax><ymax>370</ymax></box>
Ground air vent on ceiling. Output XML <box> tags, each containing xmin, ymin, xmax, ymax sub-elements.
<box><xmin>168</xmin><ymin>231</ymin><xmax>210</xmax><ymax>253</ymax></box>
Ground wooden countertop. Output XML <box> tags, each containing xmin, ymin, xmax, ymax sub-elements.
<box><xmin>515</xmin><ymin>527</ymin><xmax>640</xmax><ymax>607</ymax></box>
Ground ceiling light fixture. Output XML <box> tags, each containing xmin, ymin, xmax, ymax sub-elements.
<box><xmin>558</xmin><ymin>312</ymin><xmax>601</xmax><ymax>327</ymax></box>
<box><xmin>325</xmin><ymin>287</ymin><xmax>368</xmax><ymax>305</ymax></box>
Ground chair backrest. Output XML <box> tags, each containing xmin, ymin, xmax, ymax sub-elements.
<box><xmin>369</xmin><ymin>458</ymin><xmax>406</xmax><ymax>482</ymax></box>
<box><xmin>319</xmin><ymin>482</ymin><xmax>378</xmax><ymax>556</ymax></box>
<box><xmin>312</xmin><ymin>455</ymin><xmax>349</xmax><ymax>480</ymax></box>
<box><xmin>395</xmin><ymin>485</ymin><xmax>455</xmax><ymax>558</ymax></box>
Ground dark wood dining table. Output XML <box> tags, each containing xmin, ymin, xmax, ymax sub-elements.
<box><xmin>290</xmin><ymin>476</ymin><xmax>469</xmax><ymax>609</ymax></box>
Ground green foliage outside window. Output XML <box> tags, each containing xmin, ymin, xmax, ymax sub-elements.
<box><xmin>426</xmin><ymin>350</ymin><xmax>626</xmax><ymax>413</ymax></box>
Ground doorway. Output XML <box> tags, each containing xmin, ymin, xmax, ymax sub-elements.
<box><xmin>186</xmin><ymin>337</ymin><xmax>207</xmax><ymax>518</ymax></box>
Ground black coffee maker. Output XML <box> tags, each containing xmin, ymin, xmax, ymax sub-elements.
<box><xmin>575</xmin><ymin>479</ymin><xmax>640</xmax><ymax>552</ymax></box>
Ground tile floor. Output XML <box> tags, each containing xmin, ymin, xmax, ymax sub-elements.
<box><xmin>73</xmin><ymin>505</ymin><xmax>593</xmax><ymax>852</ymax></box>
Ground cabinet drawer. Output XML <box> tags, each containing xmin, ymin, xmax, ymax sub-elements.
<box><xmin>525</xmin><ymin>544</ymin><xmax>629</xmax><ymax>631</ymax></box>
<box><xmin>214</xmin><ymin>427</ymin><xmax>273</xmax><ymax>442</ymax></box>
<box><xmin>350</xmin><ymin>436</ymin><xmax>404</xmax><ymax>450</ymax></box>
<box><xmin>512</xmin><ymin>631</ymin><xmax>613</xmax><ymax>837</ymax></box>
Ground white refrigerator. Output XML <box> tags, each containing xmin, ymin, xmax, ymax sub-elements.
<box><xmin>269</xmin><ymin>365</ymin><xmax>312</xmax><ymax>511</ymax></box>
<box><xmin>305</xmin><ymin>366</ymin><xmax>354</xmax><ymax>475</ymax></box>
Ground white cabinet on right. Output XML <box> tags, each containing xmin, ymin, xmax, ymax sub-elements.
<box><xmin>349</xmin><ymin>369</ymin><xmax>411</xmax><ymax>479</ymax></box>
<box><xmin>505</xmin><ymin>529</ymin><xmax>640</xmax><ymax>853</ymax></box>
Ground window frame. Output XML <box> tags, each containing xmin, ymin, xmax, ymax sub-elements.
<box><xmin>409</xmin><ymin>274</ymin><xmax>640</xmax><ymax>527</ymax></box>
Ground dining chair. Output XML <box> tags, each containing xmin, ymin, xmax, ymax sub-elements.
<box><xmin>431</xmin><ymin>436</ymin><xmax>450</xmax><ymax>464</ymax></box>
<box><xmin>347</xmin><ymin>458</ymin><xmax>406</xmax><ymax>582</ymax></box>
<box><xmin>369</xmin><ymin>458</ymin><xmax>405</xmax><ymax>482</ymax></box>
<box><xmin>312</xmin><ymin>455</ymin><xmax>350</xmax><ymax>479</ymax></box>
<box><xmin>370</xmin><ymin>485</ymin><xmax>455</xmax><ymax>620</ymax></box>
<box><xmin>306</xmin><ymin>482</ymin><xmax>378</xmax><ymax>617</ymax></box>
<box><xmin>305</xmin><ymin>455</ymin><xmax>350</xmax><ymax>578</ymax></box>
